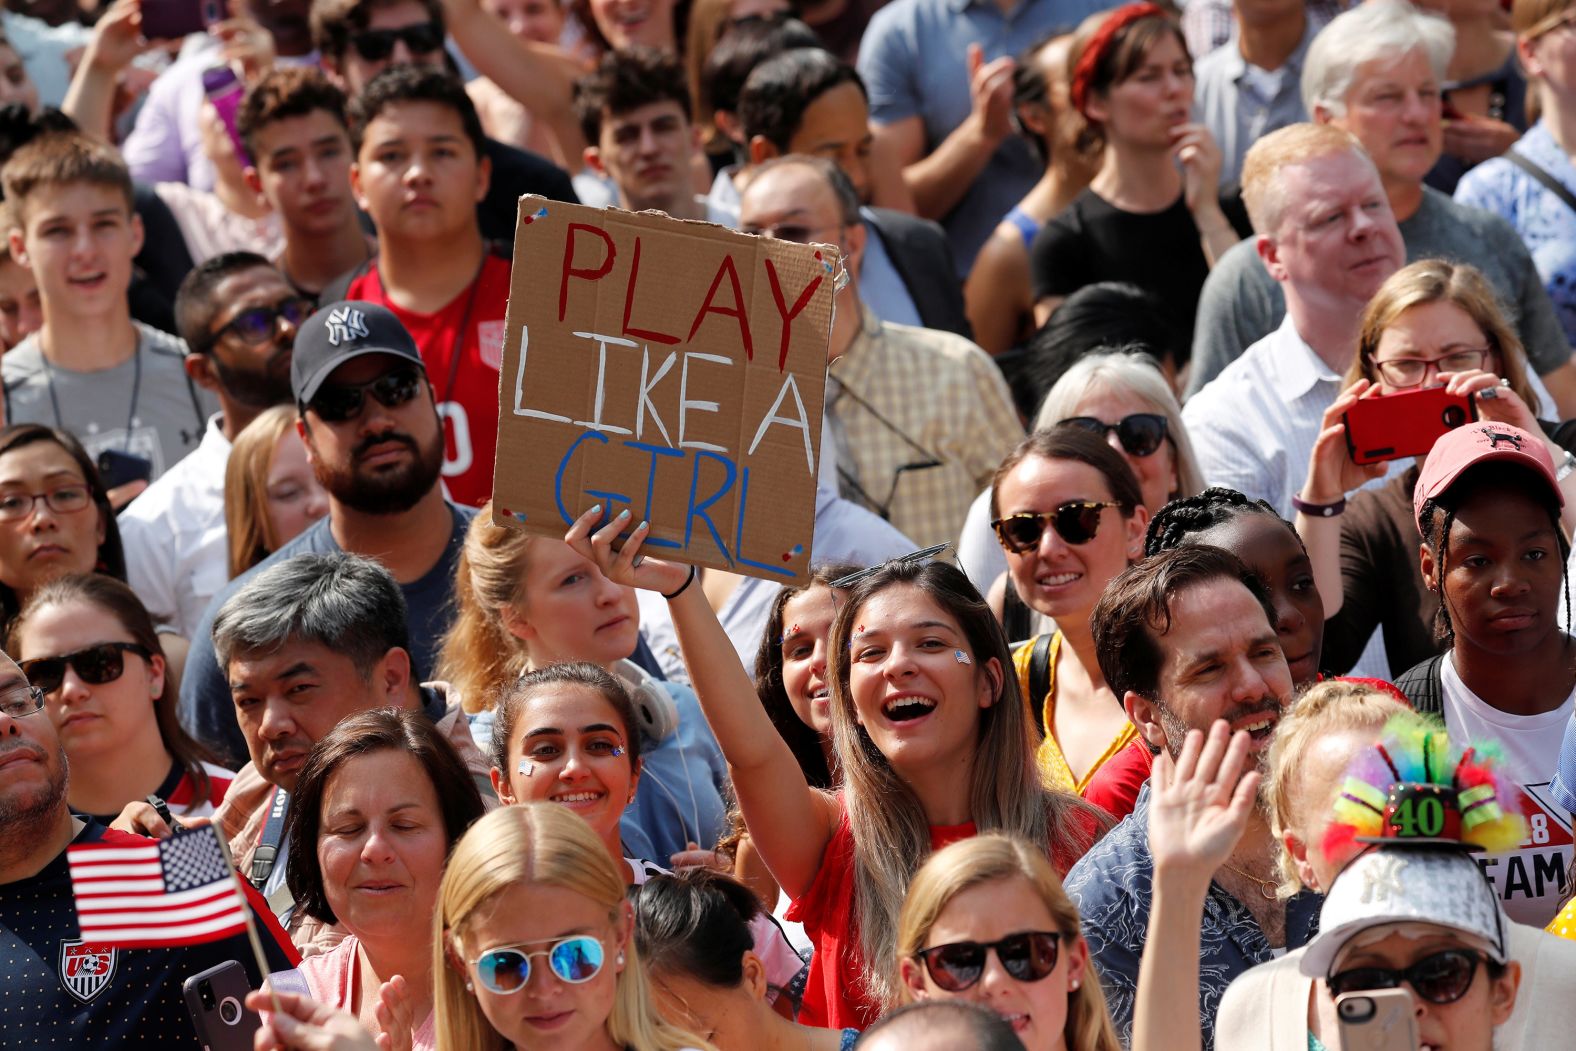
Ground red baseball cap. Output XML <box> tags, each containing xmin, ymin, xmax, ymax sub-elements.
<box><xmin>1412</xmin><ymin>422</ymin><xmax>1562</xmax><ymax>535</ymax></box>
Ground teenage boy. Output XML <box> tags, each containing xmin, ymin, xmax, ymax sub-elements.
<box><xmin>239</xmin><ymin>67</ymin><xmax>376</xmax><ymax>300</ymax></box>
<box><xmin>0</xmin><ymin>132</ymin><xmax>217</xmax><ymax>480</ymax></box>
<box><xmin>325</xmin><ymin>66</ymin><xmax>503</xmax><ymax>508</ymax></box>
<box><xmin>311</xmin><ymin>0</ymin><xmax>577</xmax><ymax>246</ymax></box>
<box><xmin>575</xmin><ymin>47</ymin><xmax>733</xmax><ymax>225</ymax></box>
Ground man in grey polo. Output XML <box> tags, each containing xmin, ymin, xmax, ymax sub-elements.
<box><xmin>858</xmin><ymin>0</ymin><xmax>1107</xmax><ymax>276</ymax></box>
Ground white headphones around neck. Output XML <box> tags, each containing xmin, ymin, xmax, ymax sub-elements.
<box><xmin>613</xmin><ymin>660</ymin><xmax>679</xmax><ymax>747</ymax></box>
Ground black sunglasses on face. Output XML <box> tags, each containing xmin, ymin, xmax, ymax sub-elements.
<box><xmin>21</xmin><ymin>641</ymin><xmax>153</xmax><ymax>696</ymax></box>
<box><xmin>212</xmin><ymin>296</ymin><xmax>314</xmax><ymax>348</ymax></box>
<box><xmin>914</xmin><ymin>931</ymin><xmax>1062</xmax><ymax>992</ymax></box>
<box><xmin>1060</xmin><ymin>413</ymin><xmax>1169</xmax><ymax>458</ymax></box>
<box><xmin>349</xmin><ymin>21</ymin><xmax>445</xmax><ymax>61</ymax></box>
<box><xmin>307</xmin><ymin>365</ymin><xmax>424</xmax><ymax>423</ymax></box>
<box><xmin>992</xmin><ymin>501</ymin><xmax>1119</xmax><ymax>553</ymax></box>
<box><xmin>1327</xmin><ymin>948</ymin><xmax>1484</xmax><ymax>1005</ymax></box>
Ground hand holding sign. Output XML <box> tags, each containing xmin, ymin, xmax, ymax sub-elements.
<box><xmin>565</xmin><ymin>504</ymin><xmax>691</xmax><ymax>596</ymax></box>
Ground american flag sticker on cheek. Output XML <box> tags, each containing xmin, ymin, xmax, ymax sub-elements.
<box><xmin>479</xmin><ymin>321</ymin><xmax>506</xmax><ymax>370</ymax></box>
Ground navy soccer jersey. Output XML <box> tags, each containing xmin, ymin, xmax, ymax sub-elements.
<box><xmin>0</xmin><ymin>821</ymin><xmax>298</xmax><ymax>1046</ymax></box>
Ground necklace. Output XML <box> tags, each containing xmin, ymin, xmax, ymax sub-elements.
<box><xmin>1220</xmin><ymin>862</ymin><xmax>1279</xmax><ymax>901</ymax></box>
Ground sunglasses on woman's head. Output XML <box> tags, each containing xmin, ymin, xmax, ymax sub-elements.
<box><xmin>472</xmin><ymin>935</ymin><xmax>606</xmax><ymax>994</ymax></box>
<box><xmin>992</xmin><ymin>501</ymin><xmax>1118</xmax><ymax>553</ymax></box>
<box><xmin>1327</xmin><ymin>948</ymin><xmax>1483</xmax><ymax>1005</ymax></box>
<box><xmin>307</xmin><ymin>365</ymin><xmax>424</xmax><ymax>423</ymax></box>
<box><xmin>21</xmin><ymin>641</ymin><xmax>152</xmax><ymax>696</ymax></box>
<box><xmin>914</xmin><ymin>931</ymin><xmax>1062</xmax><ymax>992</ymax></box>
<box><xmin>1060</xmin><ymin>413</ymin><xmax>1169</xmax><ymax>458</ymax></box>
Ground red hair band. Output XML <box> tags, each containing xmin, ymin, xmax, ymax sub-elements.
<box><xmin>1069</xmin><ymin>2</ymin><xmax>1166</xmax><ymax>117</ymax></box>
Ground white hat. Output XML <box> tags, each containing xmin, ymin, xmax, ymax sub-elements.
<box><xmin>1298</xmin><ymin>847</ymin><xmax>1507</xmax><ymax>979</ymax></box>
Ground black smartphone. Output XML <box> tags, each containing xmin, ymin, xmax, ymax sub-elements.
<box><xmin>140</xmin><ymin>0</ymin><xmax>225</xmax><ymax>39</ymax></box>
<box><xmin>182</xmin><ymin>960</ymin><xmax>260</xmax><ymax>1051</ymax></box>
<box><xmin>97</xmin><ymin>448</ymin><xmax>153</xmax><ymax>491</ymax></box>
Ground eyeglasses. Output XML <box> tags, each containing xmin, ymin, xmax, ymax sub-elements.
<box><xmin>742</xmin><ymin>221</ymin><xmax>842</xmax><ymax>245</ymax></box>
<box><xmin>211</xmin><ymin>297</ymin><xmax>313</xmax><ymax>349</ymax></box>
<box><xmin>1060</xmin><ymin>413</ymin><xmax>1169</xmax><ymax>458</ymax></box>
<box><xmin>307</xmin><ymin>364</ymin><xmax>424</xmax><ymax>422</ymax></box>
<box><xmin>1328</xmin><ymin>948</ymin><xmax>1483</xmax><ymax>1005</ymax></box>
<box><xmin>348</xmin><ymin>21</ymin><xmax>445</xmax><ymax>62</ymax></box>
<box><xmin>21</xmin><ymin>641</ymin><xmax>153</xmax><ymax>696</ymax></box>
<box><xmin>828</xmin><ymin>542</ymin><xmax>952</xmax><ymax>589</ymax></box>
<box><xmin>0</xmin><ymin>484</ymin><xmax>92</xmax><ymax>522</ymax></box>
<box><xmin>472</xmin><ymin>935</ymin><xmax>606</xmax><ymax>994</ymax></box>
<box><xmin>0</xmin><ymin>684</ymin><xmax>45</xmax><ymax>718</ymax></box>
<box><xmin>914</xmin><ymin>931</ymin><xmax>1062</xmax><ymax>992</ymax></box>
<box><xmin>992</xmin><ymin>501</ymin><xmax>1119</xmax><ymax>553</ymax></box>
<box><xmin>1372</xmin><ymin>348</ymin><xmax>1491</xmax><ymax>389</ymax></box>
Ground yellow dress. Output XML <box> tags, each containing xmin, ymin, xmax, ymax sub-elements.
<box><xmin>1012</xmin><ymin>631</ymin><xmax>1139</xmax><ymax>796</ymax></box>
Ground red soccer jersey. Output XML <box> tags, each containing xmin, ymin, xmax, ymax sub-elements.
<box><xmin>345</xmin><ymin>252</ymin><xmax>512</xmax><ymax>507</ymax></box>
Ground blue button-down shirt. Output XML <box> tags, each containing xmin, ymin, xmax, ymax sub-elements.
<box><xmin>857</xmin><ymin>0</ymin><xmax>1108</xmax><ymax>276</ymax></box>
<box><xmin>1064</xmin><ymin>784</ymin><xmax>1323</xmax><ymax>1051</ymax></box>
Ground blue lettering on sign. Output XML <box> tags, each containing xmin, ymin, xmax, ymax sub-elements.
<box><xmin>553</xmin><ymin>431</ymin><xmax>797</xmax><ymax>576</ymax></box>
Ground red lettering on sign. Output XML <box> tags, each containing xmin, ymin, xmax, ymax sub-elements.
<box><xmin>687</xmin><ymin>255</ymin><xmax>753</xmax><ymax>360</ymax></box>
<box><xmin>558</xmin><ymin>223</ymin><xmax>616</xmax><ymax>322</ymax></box>
<box><xmin>622</xmin><ymin>237</ymin><xmax>680</xmax><ymax>345</ymax></box>
<box><xmin>764</xmin><ymin>260</ymin><xmax>822</xmax><ymax>371</ymax></box>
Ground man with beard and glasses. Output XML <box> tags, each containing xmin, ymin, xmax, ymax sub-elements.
<box><xmin>178</xmin><ymin>300</ymin><xmax>473</xmax><ymax>765</ymax></box>
<box><xmin>1059</xmin><ymin>544</ymin><xmax>1318</xmax><ymax>1051</ymax></box>
<box><xmin>0</xmin><ymin>648</ymin><xmax>298</xmax><ymax>1045</ymax></box>
<box><xmin>119</xmin><ymin>253</ymin><xmax>307</xmax><ymax>638</ymax></box>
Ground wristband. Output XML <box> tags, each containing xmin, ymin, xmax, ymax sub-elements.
<box><xmin>1292</xmin><ymin>494</ymin><xmax>1346</xmax><ymax>518</ymax></box>
<box><xmin>663</xmin><ymin>565</ymin><xmax>697</xmax><ymax>600</ymax></box>
<box><xmin>1558</xmin><ymin>450</ymin><xmax>1576</xmax><ymax>483</ymax></box>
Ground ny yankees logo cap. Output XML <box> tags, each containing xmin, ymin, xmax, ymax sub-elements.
<box><xmin>292</xmin><ymin>300</ymin><xmax>427</xmax><ymax>406</ymax></box>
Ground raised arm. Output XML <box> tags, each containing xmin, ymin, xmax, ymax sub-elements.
<box><xmin>1131</xmin><ymin>721</ymin><xmax>1258</xmax><ymax>1051</ymax></box>
<box><xmin>437</xmin><ymin>0</ymin><xmax>588</xmax><ymax>165</ymax></box>
<box><xmin>565</xmin><ymin>507</ymin><xmax>840</xmax><ymax>899</ymax></box>
<box><xmin>61</xmin><ymin>0</ymin><xmax>149</xmax><ymax>141</ymax></box>
<box><xmin>1295</xmin><ymin>380</ymin><xmax>1385</xmax><ymax>619</ymax></box>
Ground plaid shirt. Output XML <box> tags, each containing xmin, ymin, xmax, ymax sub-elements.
<box><xmin>1181</xmin><ymin>0</ymin><xmax>1344</xmax><ymax>64</ymax></box>
<box><xmin>826</xmin><ymin>305</ymin><xmax>1023</xmax><ymax>549</ymax></box>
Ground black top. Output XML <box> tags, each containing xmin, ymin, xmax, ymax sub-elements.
<box><xmin>0</xmin><ymin>820</ymin><xmax>295</xmax><ymax>1048</ymax></box>
<box><xmin>1030</xmin><ymin>188</ymin><xmax>1211</xmax><ymax>362</ymax></box>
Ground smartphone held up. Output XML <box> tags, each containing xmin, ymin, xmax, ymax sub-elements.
<box><xmin>1343</xmin><ymin>385</ymin><xmax>1478</xmax><ymax>465</ymax></box>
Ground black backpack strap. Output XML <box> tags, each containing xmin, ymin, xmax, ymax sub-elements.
<box><xmin>1393</xmin><ymin>655</ymin><xmax>1446</xmax><ymax>716</ymax></box>
<box><xmin>1505</xmin><ymin>150</ymin><xmax>1576</xmax><ymax>215</ymax></box>
<box><xmin>1027</xmin><ymin>632</ymin><xmax>1055</xmax><ymax>738</ymax></box>
<box><xmin>1002</xmin><ymin>578</ymin><xmax>1032</xmax><ymax>642</ymax></box>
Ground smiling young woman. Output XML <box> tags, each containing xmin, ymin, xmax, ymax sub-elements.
<box><xmin>564</xmin><ymin>506</ymin><xmax>1105</xmax><ymax>1028</ymax></box>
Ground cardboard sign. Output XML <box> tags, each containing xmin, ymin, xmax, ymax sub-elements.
<box><xmin>492</xmin><ymin>196</ymin><xmax>836</xmax><ymax>583</ymax></box>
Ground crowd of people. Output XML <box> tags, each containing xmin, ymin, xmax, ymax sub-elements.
<box><xmin>2</xmin><ymin>0</ymin><xmax>1576</xmax><ymax>1047</ymax></box>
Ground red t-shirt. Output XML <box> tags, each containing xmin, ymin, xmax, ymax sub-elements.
<box><xmin>345</xmin><ymin>253</ymin><xmax>512</xmax><ymax>507</ymax></box>
<box><xmin>1082</xmin><ymin>739</ymin><xmax>1153</xmax><ymax>820</ymax></box>
<box><xmin>785</xmin><ymin>797</ymin><xmax>1101</xmax><ymax>1030</ymax></box>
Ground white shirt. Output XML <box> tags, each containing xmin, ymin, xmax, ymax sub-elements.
<box><xmin>118</xmin><ymin>413</ymin><xmax>231</xmax><ymax>637</ymax></box>
<box><xmin>1184</xmin><ymin>315</ymin><xmax>1408</xmax><ymax>518</ymax></box>
<box><xmin>1441</xmin><ymin>651</ymin><xmax>1575</xmax><ymax>928</ymax></box>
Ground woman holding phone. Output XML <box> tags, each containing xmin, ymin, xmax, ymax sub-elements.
<box><xmin>563</xmin><ymin>506</ymin><xmax>1104</xmax><ymax>1029</ymax></box>
<box><xmin>1295</xmin><ymin>259</ymin><xmax>1576</xmax><ymax>677</ymax></box>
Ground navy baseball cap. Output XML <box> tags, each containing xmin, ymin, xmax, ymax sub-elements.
<box><xmin>291</xmin><ymin>301</ymin><xmax>426</xmax><ymax>406</ymax></box>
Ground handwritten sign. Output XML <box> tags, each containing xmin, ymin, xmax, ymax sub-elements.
<box><xmin>492</xmin><ymin>196</ymin><xmax>836</xmax><ymax>583</ymax></box>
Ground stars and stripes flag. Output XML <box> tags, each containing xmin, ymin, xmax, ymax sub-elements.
<box><xmin>66</xmin><ymin>825</ymin><xmax>248</xmax><ymax>949</ymax></box>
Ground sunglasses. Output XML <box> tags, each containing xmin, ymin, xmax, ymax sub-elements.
<box><xmin>472</xmin><ymin>935</ymin><xmax>606</xmax><ymax>994</ymax></box>
<box><xmin>915</xmin><ymin>931</ymin><xmax>1062</xmax><ymax>992</ymax></box>
<box><xmin>828</xmin><ymin>542</ymin><xmax>952</xmax><ymax>589</ymax></box>
<box><xmin>307</xmin><ymin>364</ymin><xmax>424</xmax><ymax>423</ymax></box>
<box><xmin>212</xmin><ymin>297</ymin><xmax>314</xmax><ymax>349</ymax></box>
<box><xmin>1328</xmin><ymin>948</ymin><xmax>1483</xmax><ymax>1005</ymax></box>
<box><xmin>21</xmin><ymin>641</ymin><xmax>153</xmax><ymax>696</ymax></box>
<box><xmin>992</xmin><ymin>501</ymin><xmax>1119</xmax><ymax>553</ymax></box>
<box><xmin>348</xmin><ymin>21</ymin><xmax>445</xmax><ymax>62</ymax></box>
<box><xmin>1060</xmin><ymin>413</ymin><xmax>1169</xmax><ymax>458</ymax></box>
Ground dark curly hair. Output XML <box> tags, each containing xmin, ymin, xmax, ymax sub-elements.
<box><xmin>1144</xmin><ymin>486</ymin><xmax>1300</xmax><ymax>559</ymax></box>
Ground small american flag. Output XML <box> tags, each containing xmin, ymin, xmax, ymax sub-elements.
<box><xmin>67</xmin><ymin>826</ymin><xmax>248</xmax><ymax>948</ymax></box>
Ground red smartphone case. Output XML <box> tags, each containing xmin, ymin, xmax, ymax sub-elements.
<box><xmin>1343</xmin><ymin>386</ymin><xmax>1478</xmax><ymax>465</ymax></box>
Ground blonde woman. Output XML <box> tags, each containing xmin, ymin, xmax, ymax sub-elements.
<box><xmin>223</xmin><ymin>404</ymin><xmax>328</xmax><ymax>579</ymax></box>
<box><xmin>1295</xmin><ymin>258</ymin><xmax>1576</xmax><ymax>676</ymax></box>
<box><xmin>433</xmin><ymin>803</ymin><xmax>714</xmax><ymax>1051</ymax></box>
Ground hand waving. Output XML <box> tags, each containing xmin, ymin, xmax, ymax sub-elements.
<box><xmin>1147</xmin><ymin>720</ymin><xmax>1260</xmax><ymax>883</ymax></box>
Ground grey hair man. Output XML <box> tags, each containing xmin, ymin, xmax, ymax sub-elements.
<box><xmin>201</xmin><ymin>551</ymin><xmax>490</xmax><ymax>949</ymax></box>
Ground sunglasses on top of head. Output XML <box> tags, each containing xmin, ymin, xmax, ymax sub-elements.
<box><xmin>914</xmin><ymin>931</ymin><xmax>1062</xmax><ymax>992</ymax></box>
<box><xmin>349</xmin><ymin>20</ymin><xmax>445</xmax><ymax>62</ymax></box>
<box><xmin>471</xmin><ymin>935</ymin><xmax>606</xmax><ymax>994</ymax></box>
<box><xmin>21</xmin><ymin>641</ymin><xmax>153</xmax><ymax>696</ymax></box>
<box><xmin>1060</xmin><ymin>413</ymin><xmax>1169</xmax><ymax>458</ymax></box>
<box><xmin>992</xmin><ymin>501</ymin><xmax>1119</xmax><ymax>553</ymax></box>
<box><xmin>307</xmin><ymin>364</ymin><xmax>425</xmax><ymax>423</ymax></box>
<box><xmin>1327</xmin><ymin>948</ymin><xmax>1485</xmax><ymax>1005</ymax></box>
